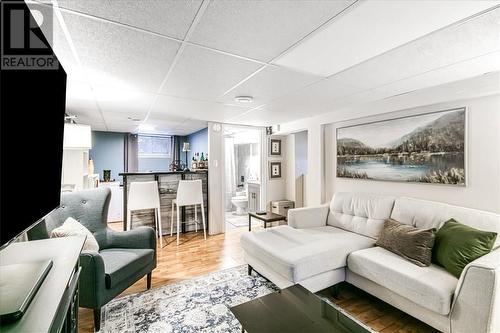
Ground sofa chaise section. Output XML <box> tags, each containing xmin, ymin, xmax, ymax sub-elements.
<box><xmin>240</xmin><ymin>193</ymin><xmax>395</xmax><ymax>292</ymax></box>
<box><xmin>241</xmin><ymin>225</ymin><xmax>375</xmax><ymax>290</ymax></box>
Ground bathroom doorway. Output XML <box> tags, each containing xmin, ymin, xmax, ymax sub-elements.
<box><xmin>294</xmin><ymin>130</ymin><xmax>308</xmax><ymax>207</ymax></box>
<box><xmin>222</xmin><ymin>125</ymin><xmax>264</xmax><ymax>230</ymax></box>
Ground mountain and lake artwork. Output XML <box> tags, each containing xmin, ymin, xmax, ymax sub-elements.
<box><xmin>336</xmin><ymin>108</ymin><xmax>466</xmax><ymax>185</ymax></box>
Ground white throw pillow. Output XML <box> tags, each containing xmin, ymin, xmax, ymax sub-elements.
<box><xmin>51</xmin><ymin>217</ymin><xmax>99</xmax><ymax>252</ymax></box>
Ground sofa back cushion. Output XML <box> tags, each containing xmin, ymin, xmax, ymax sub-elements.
<box><xmin>327</xmin><ymin>192</ymin><xmax>396</xmax><ymax>239</ymax></box>
<box><xmin>391</xmin><ymin>197</ymin><xmax>500</xmax><ymax>248</ymax></box>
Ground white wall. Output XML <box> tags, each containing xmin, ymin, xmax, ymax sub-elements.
<box><xmin>325</xmin><ymin>94</ymin><xmax>500</xmax><ymax>213</ymax></box>
<box><xmin>295</xmin><ymin>131</ymin><xmax>308</xmax><ymax>177</ymax></box>
<box><xmin>266</xmin><ymin>135</ymin><xmax>288</xmax><ymax>209</ymax></box>
<box><xmin>275</xmin><ymin>75</ymin><xmax>500</xmax><ymax>213</ymax></box>
<box><xmin>208</xmin><ymin>122</ymin><xmax>224</xmax><ymax>235</ymax></box>
<box><xmin>285</xmin><ymin>134</ymin><xmax>295</xmax><ymax>203</ymax></box>
<box><xmin>284</xmin><ymin>131</ymin><xmax>308</xmax><ymax>207</ymax></box>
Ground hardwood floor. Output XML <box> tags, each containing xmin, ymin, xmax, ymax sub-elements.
<box><xmin>319</xmin><ymin>284</ymin><xmax>439</xmax><ymax>333</ymax></box>
<box><xmin>79</xmin><ymin>224</ymin><xmax>438</xmax><ymax>333</ymax></box>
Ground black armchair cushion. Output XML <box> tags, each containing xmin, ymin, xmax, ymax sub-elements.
<box><xmin>100</xmin><ymin>248</ymin><xmax>155</xmax><ymax>289</ymax></box>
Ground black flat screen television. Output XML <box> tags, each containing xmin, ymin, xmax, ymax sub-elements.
<box><xmin>0</xmin><ymin>0</ymin><xmax>67</xmax><ymax>247</ymax></box>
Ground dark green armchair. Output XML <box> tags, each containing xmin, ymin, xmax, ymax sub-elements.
<box><xmin>29</xmin><ymin>187</ymin><xmax>156</xmax><ymax>331</ymax></box>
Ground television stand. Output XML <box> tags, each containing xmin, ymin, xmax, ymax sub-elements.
<box><xmin>0</xmin><ymin>236</ymin><xmax>85</xmax><ymax>333</ymax></box>
<box><xmin>0</xmin><ymin>260</ymin><xmax>53</xmax><ymax>323</ymax></box>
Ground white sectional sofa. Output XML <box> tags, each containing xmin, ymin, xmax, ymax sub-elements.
<box><xmin>240</xmin><ymin>192</ymin><xmax>500</xmax><ymax>333</ymax></box>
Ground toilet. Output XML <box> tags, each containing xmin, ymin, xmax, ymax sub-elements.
<box><xmin>231</xmin><ymin>190</ymin><xmax>248</xmax><ymax>215</ymax></box>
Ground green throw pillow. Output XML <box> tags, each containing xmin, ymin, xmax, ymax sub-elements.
<box><xmin>432</xmin><ymin>219</ymin><xmax>497</xmax><ymax>278</ymax></box>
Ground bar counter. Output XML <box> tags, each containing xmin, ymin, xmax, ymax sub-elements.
<box><xmin>119</xmin><ymin>170</ymin><xmax>208</xmax><ymax>234</ymax></box>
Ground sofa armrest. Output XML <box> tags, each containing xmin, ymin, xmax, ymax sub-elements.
<box><xmin>287</xmin><ymin>204</ymin><xmax>330</xmax><ymax>229</ymax></box>
<box><xmin>78</xmin><ymin>250</ymin><xmax>106</xmax><ymax>308</ymax></box>
<box><xmin>450</xmin><ymin>248</ymin><xmax>500</xmax><ymax>333</ymax></box>
<box><xmin>106</xmin><ymin>227</ymin><xmax>156</xmax><ymax>250</ymax></box>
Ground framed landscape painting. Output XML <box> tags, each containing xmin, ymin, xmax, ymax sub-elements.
<box><xmin>336</xmin><ymin>108</ymin><xmax>466</xmax><ymax>185</ymax></box>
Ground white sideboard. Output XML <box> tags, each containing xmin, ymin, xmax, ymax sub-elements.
<box><xmin>99</xmin><ymin>181</ymin><xmax>123</xmax><ymax>222</ymax></box>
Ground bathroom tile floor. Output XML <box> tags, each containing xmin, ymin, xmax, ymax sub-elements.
<box><xmin>225</xmin><ymin>211</ymin><xmax>250</xmax><ymax>229</ymax></box>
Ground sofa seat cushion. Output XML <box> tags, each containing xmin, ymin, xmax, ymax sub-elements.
<box><xmin>348</xmin><ymin>247</ymin><xmax>458</xmax><ymax>315</ymax></box>
<box><xmin>100</xmin><ymin>248</ymin><xmax>154</xmax><ymax>289</ymax></box>
<box><xmin>241</xmin><ymin>225</ymin><xmax>375</xmax><ymax>282</ymax></box>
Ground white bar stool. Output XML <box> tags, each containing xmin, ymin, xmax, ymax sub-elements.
<box><xmin>127</xmin><ymin>181</ymin><xmax>163</xmax><ymax>248</ymax></box>
<box><xmin>170</xmin><ymin>179</ymin><xmax>206</xmax><ymax>245</ymax></box>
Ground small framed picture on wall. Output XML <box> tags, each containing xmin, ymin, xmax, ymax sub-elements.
<box><xmin>269</xmin><ymin>162</ymin><xmax>282</xmax><ymax>179</ymax></box>
<box><xmin>269</xmin><ymin>138</ymin><xmax>282</xmax><ymax>156</ymax></box>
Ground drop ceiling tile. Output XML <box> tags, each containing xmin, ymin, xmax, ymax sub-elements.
<box><xmin>61</xmin><ymin>79</ymin><xmax>106</xmax><ymax>127</ymax></box>
<box><xmin>332</xmin><ymin>7</ymin><xmax>500</xmax><ymax>92</ymax></box>
<box><xmin>102</xmin><ymin>110</ymin><xmax>148</xmax><ymax>128</ymax></box>
<box><xmin>161</xmin><ymin>45</ymin><xmax>261</xmax><ymax>100</ymax></box>
<box><xmin>145</xmin><ymin>119</ymin><xmax>184</xmax><ymax>132</ymax></box>
<box><xmin>92</xmin><ymin>85</ymin><xmax>157</xmax><ymax>117</ymax></box>
<box><xmin>146</xmin><ymin>112</ymin><xmax>188</xmax><ymax>124</ymax></box>
<box><xmin>229</xmin><ymin>107</ymin><xmax>306</xmax><ymax>126</ymax></box>
<box><xmin>275</xmin><ymin>0</ymin><xmax>500</xmax><ymax>76</ymax></box>
<box><xmin>219</xmin><ymin>65</ymin><xmax>322</xmax><ymax>106</ymax></box>
<box><xmin>374</xmin><ymin>52</ymin><xmax>500</xmax><ymax>98</ymax></box>
<box><xmin>64</xmin><ymin>103</ymin><xmax>106</xmax><ymax>127</ymax></box>
<box><xmin>175</xmin><ymin>120</ymin><xmax>208</xmax><ymax>135</ymax></box>
<box><xmin>189</xmin><ymin>0</ymin><xmax>355</xmax><ymax>62</ymax></box>
<box><xmin>61</xmin><ymin>10</ymin><xmax>180</xmax><ymax>92</ymax></box>
<box><xmin>105</xmin><ymin>123</ymin><xmax>137</xmax><ymax>133</ymax></box>
<box><xmin>90</xmin><ymin>123</ymin><xmax>108</xmax><ymax>131</ymax></box>
<box><xmin>324</xmin><ymin>89</ymin><xmax>395</xmax><ymax>112</ymax></box>
<box><xmin>152</xmin><ymin>94</ymin><xmax>250</xmax><ymax>122</ymax></box>
<box><xmin>53</xmin><ymin>0</ymin><xmax>202</xmax><ymax>39</ymax></box>
<box><xmin>260</xmin><ymin>75</ymin><xmax>364</xmax><ymax>116</ymax></box>
<box><xmin>65</xmin><ymin>80</ymin><xmax>95</xmax><ymax>108</ymax></box>
<box><xmin>26</xmin><ymin>3</ymin><xmax>86</xmax><ymax>79</ymax></box>
<box><xmin>76</xmin><ymin>115</ymin><xmax>106</xmax><ymax>128</ymax></box>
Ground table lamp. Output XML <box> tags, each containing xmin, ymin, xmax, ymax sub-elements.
<box><xmin>182</xmin><ymin>142</ymin><xmax>190</xmax><ymax>171</ymax></box>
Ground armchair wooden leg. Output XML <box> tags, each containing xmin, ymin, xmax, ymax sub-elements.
<box><xmin>93</xmin><ymin>308</ymin><xmax>101</xmax><ymax>332</ymax></box>
<box><xmin>147</xmin><ymin>272</ymin><xmax>152</xmax><ymax>290</ymax></box>
<box><xmin>248</xmin><ymin>265</ymin><xmax>253</xmax><ymax>275</ymax></box>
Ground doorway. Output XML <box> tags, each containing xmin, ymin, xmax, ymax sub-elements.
<box><xmin>294</xmin><ymin>130</ymin><xmax>308</xmax><ymax>208</ymax></box>
<box><xmin>222</xmin><ymin>125</ymin><xmax>264</xmax><ymax>231</ymax></box>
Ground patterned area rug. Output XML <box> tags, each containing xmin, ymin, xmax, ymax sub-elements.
<box><xmin>100</xmin><ymin>265</ymin><xmax>278</xmax><ymax>333</ymax></box>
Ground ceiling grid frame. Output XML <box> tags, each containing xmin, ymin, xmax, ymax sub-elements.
<box><xmin>51</xmin><ymin>0</ymin><xmax>109</xmax><ymax>130</ymax></box>
<box><xmin>30</xmin><ymin>0</ymin><xmax>500</xmax><ymax>133</ymax></box>
<box><xmin>228</xmin><ymin>3</ymin><xmax>500</xmax><ymax>122</ymax></box>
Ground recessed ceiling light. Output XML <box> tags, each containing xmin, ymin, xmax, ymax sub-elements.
<box><xmin>235</xmin><ymin>96</ymin><xmax>253</xmax><ymax>103</ymax></box>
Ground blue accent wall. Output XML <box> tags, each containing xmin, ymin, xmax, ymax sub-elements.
<box><xmin>90</xmin><ymin>131</ymin><xmax>125</xmax><ymax>182</ymax></box>
<box><xmin>184</xmin><ymin>127</ymin><xmax>208</xmax><ymax>165</ymax></box>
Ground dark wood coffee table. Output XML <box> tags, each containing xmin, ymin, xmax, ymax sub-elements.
<box><xmin>230</xmin><ymin>284</ymin><xmax>370</xmax><ymax>333</ymax></box>
<box><xmin>248</xmin><ymin>212</ymin><xmax>286</xmax><ymax>231</ymax></box>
